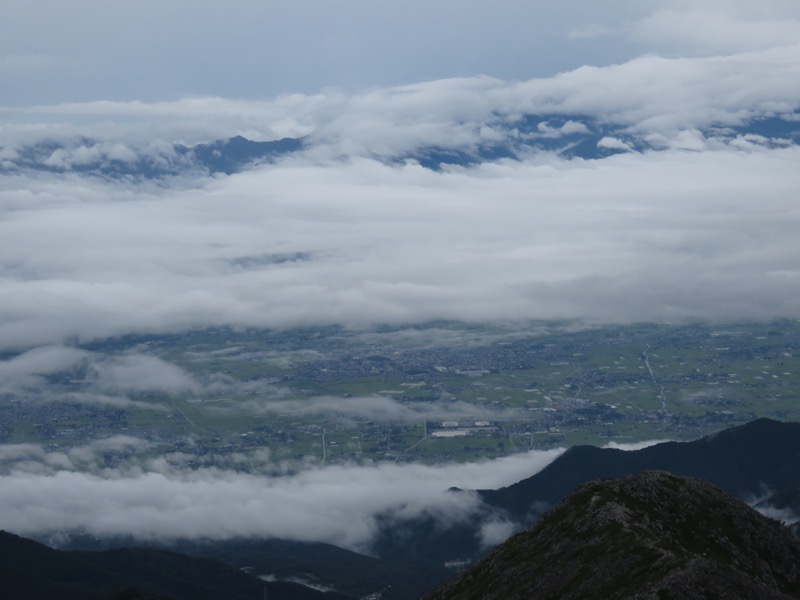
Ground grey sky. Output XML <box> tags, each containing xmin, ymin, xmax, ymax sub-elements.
<box><xmin>0</xmin><ymin>1</ymin><xmax>639</xmax><ymax>105</ymax></box>
<box><xmin>3</xmin><ymin>1</ymin><xmax>798</xmax><ymax>106</ymax></box>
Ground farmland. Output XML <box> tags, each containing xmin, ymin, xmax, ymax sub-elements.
<box><xmin>2</xmin><ymin>320</ymin><xmax>799</xmax><ymax>468</ymax></box>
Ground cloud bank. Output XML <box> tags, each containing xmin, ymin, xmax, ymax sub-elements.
<box><xmin>1</xmin><ymin>2</ymin><xmax>798</xmax><ymax>554</ymax></box>
<box><xmin>0</xmin><ymin>442</ymin><xmax>563</xmax><ymax>550</ymax></box>
<box><xmin>1</xmin><ymin>139</ymin><xmax>798</xmax><ymax>350</ymax></box>
<box><xmin>3</xmin><ymin>40</ymin><xmax>799</xmax><ymax>152</ymax></box>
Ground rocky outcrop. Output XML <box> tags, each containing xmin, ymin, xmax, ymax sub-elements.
<box><xmin>423</xmin><ymin>471</ymin><xmax>800</xmax><ymax>599</ymax></box>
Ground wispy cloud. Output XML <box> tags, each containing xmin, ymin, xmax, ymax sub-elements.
<box><xmin>237</xmin><ymin>394</ymin><xmax>527</xmax><ymax>423</ymax></box>
<box><xmin>631</xmin><ymin>7</ymin><xmax>800</xmax><ymax>55</ymax></box>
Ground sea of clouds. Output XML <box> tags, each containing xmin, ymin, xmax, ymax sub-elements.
<box><xmin>1</xmin><ymin>3</ymin><xmax>799</xmax><ymax>548</ymax></box>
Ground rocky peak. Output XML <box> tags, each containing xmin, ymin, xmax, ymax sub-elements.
<box><xmin>423</xmin><ymin>471</ymin><xmax>800</xmax><ymax>599</ymax></box>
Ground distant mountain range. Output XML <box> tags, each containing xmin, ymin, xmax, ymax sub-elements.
<box><xmin>1</xmin><ymin>135</ymin><xmax>305</xmax><ymax>178</ymax></box>
<box><xmin>406</xmin><ymin>112</ymin><xmax>800</xmax><ymax>168</ymax></box>
<box><xmin>2</xmin><ymin>112</ymin><xmax>798</xmax><ymax>179</ymax></box>
<box><xmin>31</xmin><ymin>418</ymin><xmax>800</xmax><ymax>600</ymax></box>
<box><xmin>423</xmin><ymin>471</ymin><xmax>800</xmax><ymax>600</ymax></box>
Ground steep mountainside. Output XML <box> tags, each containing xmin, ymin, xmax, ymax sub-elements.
<box><xmin>368</xmin><ymin>419</ymin><xmax>800</xmax><ymax>575</ymax></box>
<box><xmin>12</xmin><ymin>419</ymin><xmax>800</xmax><ymax>600</ymax></box>
<box><xmin>423</xmin><ymin>471</ymin><xmax>800</xmax><ymax>600</ymax></box>
<box><xmin>61</xmin><ymin>536</ymin><xmax>447</xmax><ymax>600</ymax></box>
<box><xmin>480</xmin><ymin>418</ymin><xmax>800</xmax><ymax>520</ymax></box>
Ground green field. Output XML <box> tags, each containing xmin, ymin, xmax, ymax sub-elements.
<box><xmin>4</xmin><ymin>320</ymin><xmax>799</xmax><ymax>467</ymax></box>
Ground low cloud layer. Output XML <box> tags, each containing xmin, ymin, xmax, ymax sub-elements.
<box><xmin>241</xmin><ymin>394</ymin><xmax>529</xmax><ymax>423</ymax></box>
<box><xmin>0</xmin><ymin>434</ymin><xmax>748</xmax><ymax>550</ymax></box>
<box><xmin>0</xmin><ymin>443</ymin><xmax>563</xmax><ymax>550</ymax></box>
<box><xmin>88</xmin><ymin>355</ymin><xmax>199</xmax><ymax>395</ymax></box>
<box><xmin>1</xmin><ymin>3</ymin><xmax>797</xmax><ymax>560</ymax></box>
<box><xmin>3</xmin><ymin>40</ymin><xmax>799</xmax><ymax>153</ymax></box>
<box><xmin>1</xmin><ymin>140</ymin><xmax>799</xmax><ymax>351</ymax></box>
<box><xmin>0</xmin><ymin>345</ymin><xmax>201</xmax><ymax>400</ymax></box>
<box><xmin>1</xmin><ymin>42</ymin><xmax>798</xmax><ymax>354</ymax></box>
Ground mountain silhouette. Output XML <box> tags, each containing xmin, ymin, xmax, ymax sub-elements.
<box><xmin>0</xmin><ymin>530</ymin><xmax>348</xmax><ymax>600</ymax></box>
<box><xmin>481</xmin><ymin>418</ymin><xmax>800</xmax><ymax>520</ymax></box>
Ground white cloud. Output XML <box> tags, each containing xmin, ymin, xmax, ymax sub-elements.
<box><xmin>533</xmin><ymin>120</ymin><xmax>591</xmax><ymax>139</ymax></box>
<box><xmin>0</xmin><ymin>447</ymin><xmax>564</xmax><ymax>550</ymax></box>
<box><xmin>0</xmin><ymin>436</ymin><xmax>151</xmax><ymax>476</ymax></box>
<box><xmin>58</xmin><ymin>392</ymin><xmax>167</xmax><ymax>411</ymax></box>
<box><xmin>754</xmin><ymin>504</ymin><xmax>799</xmax><ymax>526</ymax></box>
<box><xmin>239</xmin><ymin>394</ymin><xmax>527</xmax><ymax>423</ymax></box>
<box><xmin>0</xmin><ymin>345</ymin><xmax>86</xmax><ymax>377</ymax></box>
<box><xmin>0</xmin><ymin>346</ymin><xmax>88</xmax><ymax>388</ymax></box>
<box><xmin>597</xmin><ymin>136</ymin><xmax>633</xmax><ymax>151</ymax></box>
<box><xmin>88</xmin><ymin>355</ymin><xmax>199</xmax><ymax>395</ymax></box>
<box><xmin>479</xmin><ymin>517</ymin><xmax>519</xmax><ymax>548</ymax></box>
<box><xmin>42</xmin><ymin>142</ymin><xmax>140</xmax><ymax>168</ymax></box>
<box><xmin>632</xmin><ymin>7</ymin><xmax>800</xmax><ymax>55</ymax></box>
<box><xmin>2</xmin><ymin>136</ymin><xmax>799</xmax><ymax>351</ymax></box>
<box><xmin>4</xmin><ymin>42</ymin><xmax>797</xmax><ymax>160</ymax></box>
<box><xmin>603</xmin><ymin>440</ymin><xmax>669</xmax><ymax>451</ymax></box>
<box><xmin>0</xmin><ymin>344</ymin><xmax>202</xmax><ymax>408</ymax></box>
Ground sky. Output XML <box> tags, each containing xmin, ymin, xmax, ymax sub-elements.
<box><xmin>0</xmin><ymin>1</ymin><xmax>799</xmax><ymax>548</ymax></box>
<box><xmin>1</xmin><ymin>0</ymin><xmax>799</xmax><ymax>107</ymax></box>
<box><xmin>4</xmin><ymin>0</ymin><xmax>653</xmax><ymax>106</ymax></box>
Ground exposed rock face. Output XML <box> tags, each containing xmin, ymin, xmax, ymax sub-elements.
<box><xmin>422</xmin><ymin>472</ymin><xmax>800</xmax><ymax>600</ymax></box>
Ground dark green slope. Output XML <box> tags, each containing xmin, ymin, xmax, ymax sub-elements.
<box><xmin>424</xmin><ymin>472</ymin><xmax>800</xmax><ymax>600</ymax></box>
<box><xmin>0</xmin><ymin>530</ymin><xmax>347</xmax><ymax>600</ymax></box>
<box><xmin>12</xmin><ymin>419</ymin><xmax>800</xmax><ymax>600</ymax></box>
<box><xmin>481</xmin><ymin>418</ymin><xmax>800</xmax><ymax>518</ymax></box>
<box><xmin>166</xmin><ymin>538</ymin><xmax>446</xmax><ymax>600</ymax></box>
<box><xmin>0</xmin><ymin>530</ymin><xmax>134</xmax><ymax>600</ymax></box>
<box><xmin>60</xmin><ymin>535</ymin><xmax>441</xmax><ymax>600</ymax></box>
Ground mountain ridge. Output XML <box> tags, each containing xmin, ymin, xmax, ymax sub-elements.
<box><xmin>0</xmin><ymin>529</ymin><xmax>348</xmax><ymax>600</ymax></box>
<box><xmin>423</xmin><ymin>471</ymin><xmax>800</xmax><ymax>600</ymax></box>
<box><xmin>8</xmin><ymin>419</ymin><xmax>800</xmax><ymax>600</ymax></box>
<box><xmin>480</xmin><ymin>418</ymin><xmax>800</xmax><ymax>520</ymax></box>
<box><xmin>367</xmin><ymin>418</ymin><xmax>800</xmax><ymax>580</ymax></box>
<box><xmin>2</xmin><ymin>111</ymin><xmax>797</xmax><ymax>179</ymax></box>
